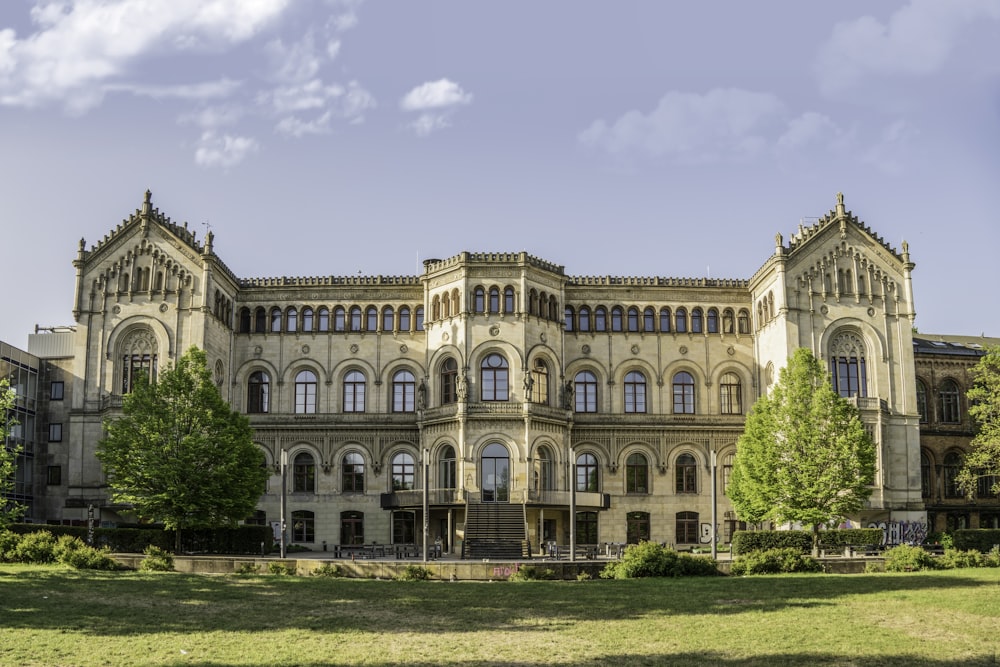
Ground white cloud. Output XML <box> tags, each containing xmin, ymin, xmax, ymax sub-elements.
<box><xmin>272</xmin><ymin>80</ymin><xmax>374</xmax><ymax>135</ymax></box>
<box><xmin>816</xmin><ymin>0</ymin><xmax>1000</xmax><ymax>96</ymax></box>
<box><xmin>194</xmin><ymin>130</ymin><xmax>259</xmax><ymax>168</ymax></box>
<box><xmin>408</xmin><ymin>113</ymin><xmax>450</xmax><ymax>137</ymax></box>
<box><xmin>776</xmin><ymin>112</ymin><xmax>846</xmax><ymax>151</ymax></box>
<box><xmin>108</xmin><ymin>78</ymin><xmax>242</xmax><ymax>101</ymax></box>
<box><xmin>178</xmin><ymin>104</ymin><xmax>244</xmax><ymax>129</ymax></box>
<box><xmin>579</xmin><ymin>88</ymin><xmax>785</xmax><ymax>162</ymax></box>
<box><xmin>276</xmin><ymin>111</ymin><xmax>332</xmax><ymax>137</ymax></box>
<box><xmin>400</xmin><ymin>78</ymin><xmax>472</xmax><ymax>111</ymax></box>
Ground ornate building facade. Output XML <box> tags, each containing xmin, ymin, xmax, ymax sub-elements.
<box><xmin>14</xmin><ymin>191</ymin><xmax>942</xmax><ymax>554</ymax></box>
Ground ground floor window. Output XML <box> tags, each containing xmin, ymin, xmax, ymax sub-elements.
<box><xmin>980</xmin><ymin>513</ymin><xmax>1000</xmax><ymax>529</ymax></box>
<box><xmin>576</xmin><ymin>511</ymin><xmax>598</xmax><ymax>544</ymax></box>
<box><xmin>626</xmin><ymin>511</ymin><xmax>650</xmax><ymax>544</ymax></box>
<box><xmin>393</xmin><ymin>511</ymin><xmax>416</xmax><ymax>544</ymax></box>
<box><xmin>946</xmin><ymin>512</ymin><xmax>969</xmax><ymax>532</ymax></box>
<box><xmin>341</xmin><ymin>510</ymin><xmax>364</xmax><ymax>545</ymax></box>
<box><xmin>723</xmin><ymin>519</ymin><xmax>746</xmax><ymax>543</ymax></box>
<box><xmin>676</xmin><ymin>511</ymin><xmax>699</xmax><ymax>544</ymax></box>
<box><xmin>291</xmin><ymin>510</ymin><xmax>314</xmax><ymax>543</ymax></box>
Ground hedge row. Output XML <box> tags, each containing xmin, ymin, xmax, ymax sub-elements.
<box><xmin>731</xmin><ymin>529</ymin><xmax>884</xmax><ymax>555</ymax></box>
<box><xmin>952</xmin><ymin>529</ymin><xmax>1000</xmax><ymax>553</ymax></box>
<box><xmin>8</xmin><ymin>524</ymin><xmax>272</xmax><ymax>555</ymax></box>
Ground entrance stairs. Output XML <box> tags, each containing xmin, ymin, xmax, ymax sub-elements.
<box><xmin>462</xmin><ymin>502</ymin><xmax>529</xmax><ymax>559</ymax></box>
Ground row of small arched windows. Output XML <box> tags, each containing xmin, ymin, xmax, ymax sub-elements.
<box><xmin>564</xmin><ymin>305</ymin><xmax>751</xmax><ymax>335</ymax></box>
<box><xmin>248</xmin><ymin>368</ymin><xmax>421</xmax><ymax>414</ymax></box>
<box><xmin>916</xmin><ymin>378</ymin><xmax>963</xmax><ymax>425</ymax></box>
<box><xmin>921</xmin><ymin>450</ymin><xmax>997</xmax><ymax>500</ymax></box>
<box><xmin>430</xmin><ymin>287</ymin><xmax>560</xmax><ymax>322</ymax></box>
<box><xmin>237</xmin><ymin>305</ymin><xmax>425</xmax><ymax>335</ymax></box>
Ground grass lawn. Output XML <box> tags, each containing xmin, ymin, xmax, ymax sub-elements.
<box><xmin>1</xmin><ymin>565</ymin><xmax>999</xmax><ymax>666</ymax></box>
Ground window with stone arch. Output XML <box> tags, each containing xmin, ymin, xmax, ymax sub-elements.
<box><xmin>343</xmin><ymin>370</ymin><xmax>366</xmax><ymax>412</ymax></box>
<box><xmin>293</xmin><ymin>452</ymin><xmax>316</xmax><ymax>493</ymax></box>
<box><xmin>392</xmin><ymin>452</ymin><xmax>415</xmax><ymax>491</ymax></box>
<box><xmin>530</xmin><ymin>357</ymin><xmax>549</xmax><ymax>405</ymax></box>
<box><xmin>916</xmin><ymin>379</ymin><xmax>929</xmax><ymax>423</ymax></box>
<box><xmin>474</xmin><ymin>286</ymin><xmax>485</xmax><ymax>313</ymax></box>
<box><xmin>675</xmin><ymin>452</ymin><xmax>698</xmax><ymax>493</ymax></box>
<box><xmin>643</xmin><ymin>307</ymin><xmax>655</xmax><ymax>332</ymax></box>
<box><xmin>119</xmin><ymin>328</ymin><xmax>158</xmax><ymax>394</ymax></box>
<box><xmin>706</xmin><ymin>308</ymin><xmax>719</xmax><ymax>334</ymax></box>
<box><xmin>504</xmin><ymin>286</ymin><xmax>515</xmax><ymax>313</ymax></box>
<box><xmin>626</xmin><ymin>452</ymin><xmax>649</xmax><ymax>494</ymax></box>
<box><xmin>270</xmin><ymin>307</ymin><xmax>282</xmax><ymax>332</ymax></box>
<box><xmin>294</xmin><ymin>370</ymin><xmax>317</xmax><ymax>414</ymax></box>
<box><xmin>690</xmin><ymin>308</ymin><xmax>703</xmax><ymax>333</ymax></box>
<box><xmin>672</xmin><ymin>371</ymin><xmax>695</xmax><ymax>414</ymax></box>
<box><xmin>392</xmin><ymin>369</ymin><xmax>416</xmax><ymax>412</ymax></box>
<box><xmin>939</xmin><ymin>379</ymin><xmax>961</xmax><ymax>424</ymax></box>
<box><xmin>398</xmin><ymin>306</ymin><xmax>411</xmax><ymax>332</ymax></box>
<box><xmin>623</xmin><ymin>371</ymin><xmax>647</xmax><ymax>413</ymax></box>
<box><xmin>576</xmin><ymin>452</ymin><xmax>599</xmax><ymax>492</ymax></box>
<box><xmin>574</xmin><ymin>370</ymin><xmax>598</xmax><ymax>413</ymax></box>
<box><xmin>480</xmin><ymin>353</ymin><xmax>509</xmax><ymax>401</ymax></box>
<box><xmin>627</xmin><ymin>307</ymin><xmax>639</xmax><ymax>332</ymax></box>
<box><xmin>302</xmin><ymin>307</ymin><xmax>314</xmax><ymax>332</ymax></box>
<box><xmin>675</xmin><ymin>308</ymin><xmax>688</xmax><ymax>333</ymax></box>
<box><xmin>286</xmin><ymin>307</ymin><xmax>297</xmax><ymax>333</ymax></box>
<box><xmin>829</xmin><ymin>331</ymin><xmax>868</xmax><ymax>398</ymax></box>
<box><xmin>594</xmin><ymin>306</ymin><xmax>607</xmax><ymax>332</ymax></box>
<box><xmin>578</xmin><ymin>306</ymin><xmax>591</xmax><ymax>332</ymax></box>
<box><xmin>349</xmin><ymin>306</ymin><xmax>362</xmax><ymax>331</ymax></box>
<box><xmin>441</xmin><ymin>357</ymin><xmax>459</xmax><ymax>404</ymax></box>
<box><xmin>342</xmin><ymin>451</ymin><xmax>365</xmax><ymax>493</ymax></box>
<box><xmin>536</xmin><ymin>444</ymin><xmax>555</xmax><ymax>491</ymax></box>
<box><xmin>659</xmin><ymin>307</ymin><xmax>671</xmax><ymax>333</ymax></box>
<box><xmin>439</xmin><ymin>445</ymin><xmax>457</xmax><ymax>489</ymax></box>
<box><xmin>382</xmin><ymin>306</ymin><xmax>394</xmax><ymax>332</ymax></box>
<box><xmin>719</xmin><ymin>372</ymin><xmax>742</xmax><ymax>415</ymax></box>
<box><xmin>365</xmin><ymin>306</ymin><xmax>378</xmax><ymax>332</ymax></box>
<box><xmin>489</xmin><ymin>286</ymin><xmax>500</xmax><ymax>313</ymax></box>
<box><xmin>247</xmin><ymin>370</ymin><xmax>270</xmax><ymax>413</ymax></box>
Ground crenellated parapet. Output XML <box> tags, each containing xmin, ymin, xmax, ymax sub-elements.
<box><xmin>422</xmin><ymin>251</ymin><xmax>566</xmax><ymax>275</ymax></box>
<box><xmin>239</xmin><ymin>274</ymin><xmax>422</xmax><ymax>288</ymax></box>
<box><xmin>568</xmin><ymin>275</ymin><xmax>748</xmax><ymax>288</ymax></box>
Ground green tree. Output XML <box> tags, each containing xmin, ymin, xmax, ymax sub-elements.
<box><xmin>728</xmin><ymin>348</ymin><xmax>876</xmax><ymax>552</ymax></box>
<box><xmin>1</xmin><ymin>378</ymin><xmax>24</xmax><ymax>528</ymax></box>
<box><xmin>97</xmin><ymin>347</ymin><xmax>267</xmax><ymax>551</ymax></box>
<box><xmin>958</xmin><ymin>346</ymin><xmax>1000</xmax><ymax>498</ymax></box>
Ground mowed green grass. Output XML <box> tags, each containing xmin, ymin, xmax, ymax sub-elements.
<box><xmin>1</xmin><ymin>565</ymin><xmax>999</xmax><ymax>667</ymax></box>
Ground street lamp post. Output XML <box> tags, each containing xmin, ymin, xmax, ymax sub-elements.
<box><xmin>279</xmin><ymin>448</ymin><xmax>288</xmax><ymax>560</ymax></box>
<box><xmin>422</xmin><ymin>448</ymin><xmax>429</xmax><ymax>563</ymax></box>
<box><xmin>710</xmin><ymin>450</ymin><xmax>718</xmax><ymax>561</ymax></box>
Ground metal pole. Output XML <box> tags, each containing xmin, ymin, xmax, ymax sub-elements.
<box><xmin>280</xmin><ymin>448</ymin><xmax>288</xmax><ymax>559</ymax></box>
<box><xmin>710</xmin><ymin>450</ymin><xmax>718</xmax><ymax>561</ymax></box>
<box><xmin>422</xmin><ymin>448</ymin><xmax>429</xmax><ymax>563</ymax></box>
<box><xmin>569</xmin><ymin>447</ymin><xmax>576</xmax><ymax>562</ymax></box>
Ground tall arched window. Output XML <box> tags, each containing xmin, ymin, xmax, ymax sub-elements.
<box><xmin>611</xmin><ymin>306</ymin><xmax>623</xmax><ymax>332</ymax></box>
<box><xmin>270</xmin><ymin>307</ymin><xmax>282</xmax><ymax>332</ymax></box>
<box><xmin>660</xmin><ymin>307</ymin><xmax>671</xmax><ymax>333</ymax></box>
<box><xmin>333</xmin><ymin>306</ymin><xmax>346</xmax><ymax>332</ymax></box>
<box><xmin>439</xmin><ymin>445</ymin><xmax>457</xmax><ymax>489</ymax></box>
<box><xmin>247</xmin><ymin>370</ymin><xmax>270</xmax><ymax>414</ymax></box>
<box><xmin>737</xmin><ymin>309</ymin><xmax>751</xmax><ymax>334</ymax></box>
<box><xmin>398</xmin><ymin>306</ymin><xmax>411</xmax><ymax>332</ymax></box>
<box><xmin>415</xmin><ymin>306</ymin><xmax>424</xmax><ymax>330</ymax></box>
<box><xmin>706</xmin><ymin>308</ymin><xmax>719</xmax><ymax>334</ymax></box>
<box><xmin>643</xmin><ymin>307</ymin><xmax>655</xmax><ymax>332</ymax></box>
<box><xmin>239</xmin><ymin>308</ymin><xmax>251</xmax><ymax>333</ymax></box>
<box><xmin>939</xmin><ymin>380</ymin><xmax>961</xmax><ymax>423</ymax></box>
<box><xmin>392</xmin><ymin>452</ymin><xmax>415</xmax><ymax>491</ymax></box>
<box><xmin>594</xmin><ymin>306</ymin><xmax>607</xmax><ymax>332</ymax></box>
<box><xmin>343</xmin><ymin>370</ymin><xmax>366</xmax><ymax>412</ymax></box>
<box><xmin>830</xmin><ymin>331</ymin><xmax>868</xmax><ymax>398</ymax></box>
<box><xmin>623</xmin><ymin>371</ymin><xmax>647</xmax><ymax>413</ymax></box>
<box><xmin>627</xmin><ymin>307</ymin><xmax>639</xmax><ymax>332</ymax></box>
<box><xmin>626</xmin><ymin>452</ymin><xmax>648</xmax><ymax>494</ymax></box>
<box><xmin>293</xmin><ymin>452</ymin><xmax>315</xmax><ymax>493</ymax></box>
<box><xmin>916</xmin><ymin>380</ymin><xmax>929</xmax><ymax>423</ymax></box>
<box><xmin>530</xmin><ymin>358</ymin><xmax>549</xmax><ymax>405</ymax></box>
<box><xmin>944</xmin><ymin>452</ymin><xmax>962</xmax><ymax>497</ymax></box>
<box><xmin>474</xmin><ymin>287</ymin><xmax>485</xmax><ymax>313</ymax></box>
<box><xmin>690</xmin><ymin>308</ymin><xmax>703</xmax><ymax>333</ymax></box>
<box><xmin>673</xmin><ymin>371</ymin><xmax>695</xmax><ymax>414</ymax></box>
<box><xmin>286</xmin><ymin>307</ymin><xmax>298</xmax><ymax>333</ymax></box>
<box><xmin>392</xmin><ymin>369</ymin><xmax>415</xmax><ymax>412</ymax></box>
<box><xmin>441</xmin><ymin>292</ymin><xmax>450</xmax><ymax>318</ymax></box>
<box><xmin>441</xmin><ymin>357</ymin><xmax>458</xmax><ymax>404</ymax></box>
<box><xmin>120</xmin><ymin>328</ymin><xmax>158</xmax><ymax>394</ymax></box>
<box><xmin>574</xmin><ymin>371</ymin><xmax>598</xmax><ymax>413</ymax></box>
<box><xmin>920</xmin><ymin>452</ymin><xmax>932</xmax><ymax>498</ymax></box>
<box><xmin>504</xmin><ymin>286</ymin><xmax>515</xmax><ymax>313</ymax></box>
<box><xmin>576</xmin><ymin>453</ymin><xmax>599</xmax><ymax>492</ymax></box>
<box><xmin>722</xmin><ymin>309</ymin><xmax>735</xmax><ymax>334</ymax></box>
<box><xmin>294</xmin><ymin>370</ymin><xmax>317</xmax><ymax>414</ymax></box>
<box><xmin>301</xmin><ymin>307</ymin><xmax>314</xmax><ymax>332</ymax></box>
<box><xmin>578</xmin><ymin>306</ymin><xmax>591</xmax><ymax>332</ymax></box>
<box><xmin>489</xmin><ymin>286</ymin><xmax>500</xmax><ymax>313</ymax></box>
<box><xmin>350</xmin><ymin>306</ymin><xmax>362</xmax><ymax>331</ymax></box>
<box><xmin>719</xmin><ymin>372</ymin><xmax>742</xmax><ymax>415</ymax></box>
<box><xmin>342</xmin><ymin>452</ymin><xmax>365</xmax><ymax>493</ymax></box>
<box><xmin>675</xmin><ymin>308</ymin><xmax>688</xmax><ymax>333</ymax></box>
<box><xmin>564</xmin><ymin>306</ymin><xmax>575</xmax><ymax>332</ymax></box>
<box><xmin>366</xmin><ymin>306</ymin><xmax>378</xmax><ymax>331</ymax></box>
<box><xmin>536</xmin><ymin>445</ymin><xmax>554</xmax><ymax>491</ymax></box>
<box><xmin>254</xmin><ymin>307</ymin><xmax>267</xmax><ymax>333</ymax></box>
<box><xmin>481</xmin><ymin>353</ymin><xmax>509</xmax><ymax>401</ymax></box>
<box><xmin>382</xmin><ymin>307</ymin><xmax>395</xmax><ymax>332</ymax></box>
<box><xmin>676</xmin><ymin>453</ymin><xmax>697</xmax><ymax>493</ymax></box>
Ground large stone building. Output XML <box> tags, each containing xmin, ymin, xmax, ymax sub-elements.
<box><xmin>11</xmin><ymin>190</ymin><xmax>994</xmax><ymax>555</ymax></box>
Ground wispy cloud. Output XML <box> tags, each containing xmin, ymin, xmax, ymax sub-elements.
<box><xmin>400</xmin><ymin>78</ymin><xmax>472</xmax><ymax>136</ymax></box>
<box><xmin>194</xmin><ymin>131</ymin><xmax>259</xmax><ymax>168</ymax></box>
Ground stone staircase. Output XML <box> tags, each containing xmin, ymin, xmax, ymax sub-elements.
<box><xmin>463</xmin><ymin>502</ymin><xmax>529</xmax><ymax>559</ymax></box>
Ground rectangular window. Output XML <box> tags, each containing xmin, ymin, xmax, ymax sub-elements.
<box><xmin>48</xmin><ymin>423</ymin><xmax>63</xmax><ymax>442</ymax></box>
<box><xmin>47</xmin><ymin>465</ymin><xmax>62</xmax><ymax>485</ymax></box>
<box><xmin>50</xmin><ymin>381</ymin><xmax>64</xmax><ymax>400</ymax></box>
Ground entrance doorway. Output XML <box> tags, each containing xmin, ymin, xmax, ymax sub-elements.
<box><xmin>481</xmin><ymin>443</ymin><xmax>510</xmax><ymax>502</ymax></box>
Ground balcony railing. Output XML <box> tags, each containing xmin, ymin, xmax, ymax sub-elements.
<box><xmin>381</xmin><ymin>488</ymin><xmax>464</xmax><ymax>508</ymax></box>
<box><xmin>845</xmin><ymin>395</ymin><xmax>889</xmax><ymax>413</ymax></box>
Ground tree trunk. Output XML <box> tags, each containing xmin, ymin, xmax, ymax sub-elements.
<box><xmin>811</xmin><ymin>524</ymin><xmax>820</xmax><ymax>558</ymax></box>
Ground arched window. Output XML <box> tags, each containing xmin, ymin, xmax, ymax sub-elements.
<box><xmin>690</xmin><ymin>308</ymin><xmax>703</xmax><ymax>333</ymax></box>
<box><xmin>627</xmin><ymin>511</ymin><xmax>650</xmax><ymax>544</ymax></box>
<box><xmin>286</xmin><ymin>307</ymin><xmax>298</xmax><ymax>333</ymax></box>
<box><xmin>294</xmin><ymin>370</ymin><xmax>317</xmax><ymax>414</ymax></box>
<box><xmin>939</xmin><ymin>380</ymin><xmax>961</xmax><ymax>423</ymax></box>
<box><xmin>673</xmin><ymin>371</ymin><xmax>695</xmax><ymax>414</ymax></box>
<box><xmin>706</xmin><ymin>308</ymin><xmax>719</xmax><ymax>334</ymax></box>
<box><xmin>675</xmin><ymin>308</ymin><xmax>688</xmax><ymax>333</ymax></box>
<box><xmin>944</xmin><ymin>452</ymin><xmax>962</xmax><ymax>497</ymax></box>
<box><xmin>392</xmin><ymin>369</ymin><xmax>415</xmax><ymax>412</ymax></box>
<box><xmin>504</xmin><ymin>286</ymin><xmax>515</xmax><ymax>313</ymax></box>
<box><xmin>643</xmin><ymin>307</ymin><xmax>655</xmax><ymax>332</ymax></box>
<box><xmin>481</xmin><ymin>353</ymin><xmax>509</xmax><ymax>401</ymax></box>
<box><xmin>342</xmin><ymin>452</ymin><xmax>365</xmax><ymax>493</ymax></box>
<box><xmin>611</xmin><ymin>306</ymin><xmax>623</xmax><ymax>332</ymax></box>
<box><xmin>564</xmin><ymin>306</ymin><xmax>575</xmax><ymax>332</ymax></box>
<box><xmin>441</xmin><ymin>357</ymin><xmax>459</xmax><ymax>404</ymax></box>
<box><xmin>627</xmin><ymin>307</ymin><xmax>639</xmax><ymax>332</ymax></box>
<box><xmin>293</xmin><ymin>452</ymin><xmax>315</xmax><ymax>493</ymax></box>
<box><xmin>574</xmin><ymin>371</ymin><xmax>598</xmax><ymax>413</ymax></box>
<box><xmin>474</xmin><ymin>287</ymin><xmax>485</xmax><ymax>313</ymax></box>
<box><xmin>530</xmin><ymin>358</ymin><xmax>549</xmax><ymax>405</ymax></box>
<box><xmin>577</xmin><ymin>453</ymin><xmax>599</xmax><ymax>492</ymax></box>
<box><xmin>676</xmin><ymin>511</ymin><xmax>698</xmax><ymax>544</ymax></box>
<box><xmin>439</xmin><ymin>445</ymin><xmax>457</xmax><ymax>489</ymax></box>
<box><xmin>239</xmin><ymin>308</ymin><xmax>251</xmax><ymax>333</ymax></box>
<box><xmin>333</xmin><ymin>306</ymin><xmax>346</xmax><ymax>332</ymax></box>
<box><xmin>722</xmin><ymin>453</ymin><xmax>735</xmax><ymax>496</ymax></box>
<box><xmin>432</xmin><ymin>295</ymin><xmax>441</xmax><ymax>321</ymax></box>
<box><xmin>392</xmin><ymin>452</ymin><xmax>415</xmax><ymax>491</ymax></box>
<box><xmin>415</xmin><ymin>306</ymin><xmax>424</xmax><ymax>331</ymax></box>
<box><xmin>301</xmin><ymin>307</ymin><xmax>313</xmax><ymax>332</ymax></box>
<box><xmin>291</xmin><ymin>510</ymin><xmax>315</xmax><ymax>542</ymax></box>
<box><xmin>830</xmin><ymin>331</ymin><xmax>868</xmax><ymax>398</ymax></box>
<box><xmin>720</xmin><ymin>372</ymin><xmax>742</xmax><ymax>415</ymax></box>
<box><xmin>536</xmin><ymin>445</ymin><xmax>554</xmax><ymax>491</ymax></box>
<box><xmin>382</xmin><ymin>307</ymin><xmax>395</xmax><ymax>332</ymax></box>
<box><xmin>343</xmin><ymin>370</ymin><xmax>366</xmax><ymax>412</ymax></box>
<box><xmin>594</xmin><ymin>306</ymin><xmax>607</xmax><ymax>332</ymax></box>
<box><xmin>247</xmin><ymin>371</ymin><xmax>269</xmax><ymax>414</ymax></box>
<box><xmin>398</xmin><ymin>306</ymin><xmax>411</xmax><ymax>332</ymax></box>
<box><xmin>578</xmin><ymin>306</ymin><xmax>591</xmax><ymax>332</ymax></box>
<box><xmin>549</xmin><ymin>295</ymin><xmax>559</xmax><ymax>321</ymax></box>
<box><xmin>120</xmin><ymin>328</ymin><xmax>158</xmax><ymax>394</ymax></box>
<box><xmin>270</xmin><ymin>307</ymin><xmax>282</xmax><ymax>332</ymax></box>
<box><xmin>920</xmin><ymin>452</ymin><xmax>932</xmax><ymax>498</ymax></box>
<box><xmin>676</xmin><ymin>453</ymin><xmax>697</xmax><ymax>493</ymax></box>
<box><xmin>660</xmin><ymin>307</ymin><xmax>671</xmax><ymax>333</ymax></box>
<box><xmin>489</xmin><ymin>286</ymin><xmax>500</xmax><ymax>313</ymax></box>
<box><xmin>737</xmin><ymin>309</ymin><xmax>751</xmax><ymax>334</ymax></box>
<box><xmin>441</xmin><ymin>292</ymin><xmax>450</xmax><ymax>318</ymax></box>
<box><xmin>529</xmin><ymin>289</ymin><xmax>539</xmax><ymax>316</ymax></box>
<box><xmin>626</xmin><ymin>452</ymin><xmax>648</xmax><ymax>494</ymax></box>
<box><xmin>254</xmin><ymin>307</ymin><xmax>267</xmax><ymax>333</ymax></box>
<box><xmin>916</xmin><ymin>380</ymin><xmax>929</xmax><ymax>423</ymax></box>
<box><xmin>623</xmin><ymin>371</ymin><xmax>646</xmax><ymax>413</ymax></box>
<box><xmin>722</xmin><ymin>309</ymin><xmax>735</xmax><ymax>334</ymax></box>
<box><xmin>350</xmin><ymin>306</ymin><xmax>362</xmax><ymax>331</ymax></box>
<box><xmin>366</xmin><ymin>306</ymin><xmax>378</xmax><ymax>331</ymax></box>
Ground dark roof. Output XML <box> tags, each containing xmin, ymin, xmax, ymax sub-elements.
<box><xmin>913</xmin><ymin>333</ymin><xmax>1000</xmax><ymax>357</ymax></box>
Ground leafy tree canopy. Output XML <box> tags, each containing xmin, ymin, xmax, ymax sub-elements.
<box><xmin>958</xmin><ymin>346</ymin><xmax>1000</xmax><ymax>497</ymax></box>
<box><xmin>728</xmin><ymin>348</ymin><xmax>876</xmax><ymax>548</ymax></box>
<box><xmin>1</xmin><ymin>378</ymin><xmax>24</xmax><ymax>528</ymax></box>
<box><xmin>97</xmin><ymin>347</ymin><xmax>267</xmax><ymax>547</ymax></box>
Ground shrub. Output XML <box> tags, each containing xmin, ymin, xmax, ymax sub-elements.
<box><xmin>234</xmin><ymin>562</ymin><xmax>261</xmax><ymax>575</ymax></box>
<box><xmin>952</xmin><ymin>529</ymin><xmax>1000</xmax><ymax>553</ymax></box>
<box><xmin>730</xmin><ymin>548</ymin><xmax>822</xmax><ymax>576</ymax></box>
<box><xmin>0</xmin><ymin>530</ymin><xmax>20</xmax><ymax>562</ymax></box>
<box><xmin>508</xmin><ymin>565</ymin><xmax>555</xmax><ymax>581</ymax></box>
<box><xmin>311</xmin><ymin>563</ymin><xmax>343</xmax><ymax>578</ymax></box>
<box><xmin>817</xmin><ymin>529</ymin><xmax>884</xmax><ymax>550</ymax></box>
<box><xmin>938</xmin><ymin>549</ymin><xmax>985</xmax><ymax>569</ymax></box>
<box><xmin>56</xmin><ymin>537</ymin><xmax>121</xmax><ymax>571</ymax></box>
<box><xmin>12</xmin><ymin>530</ymin><xmax>57</xmax><ymax>564</ymax></box>
<box><xmin>395</xmin><ymin>565</ymin><xmax>433</xmax><ymax>581</ymax></box>
<box><xmin>987</xmin><ymin>545</ymin><xmax>1000</xmax><ymax>568</ymax></box>
<box><xmin>600</xmin><ymin>541</ymin><xmax>719</xmax><ymax>579</ymax></box>
<box><xmin>731</xmin><ymin>531</ymin><xmax>812</xmax><ymax>556</ymax></box>
<box><xmin>268</xmin><ymin>561</ymin><xmax>296</xmax><ymax>575</ymax></box>
<box><xmin>139</xmin><ymin>545</ymin><xmax>175</xmax><ymax>572</ymax></box>
<box><xmin>882</xmin><ymin>544</ymin><xmax>937</xmax><ymax>572</ymax></box>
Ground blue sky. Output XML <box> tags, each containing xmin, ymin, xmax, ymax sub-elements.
<box><xmin>1</xmin><ymin>0</ymin><xmax>998</xmax><ymax>348</ymax></box>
